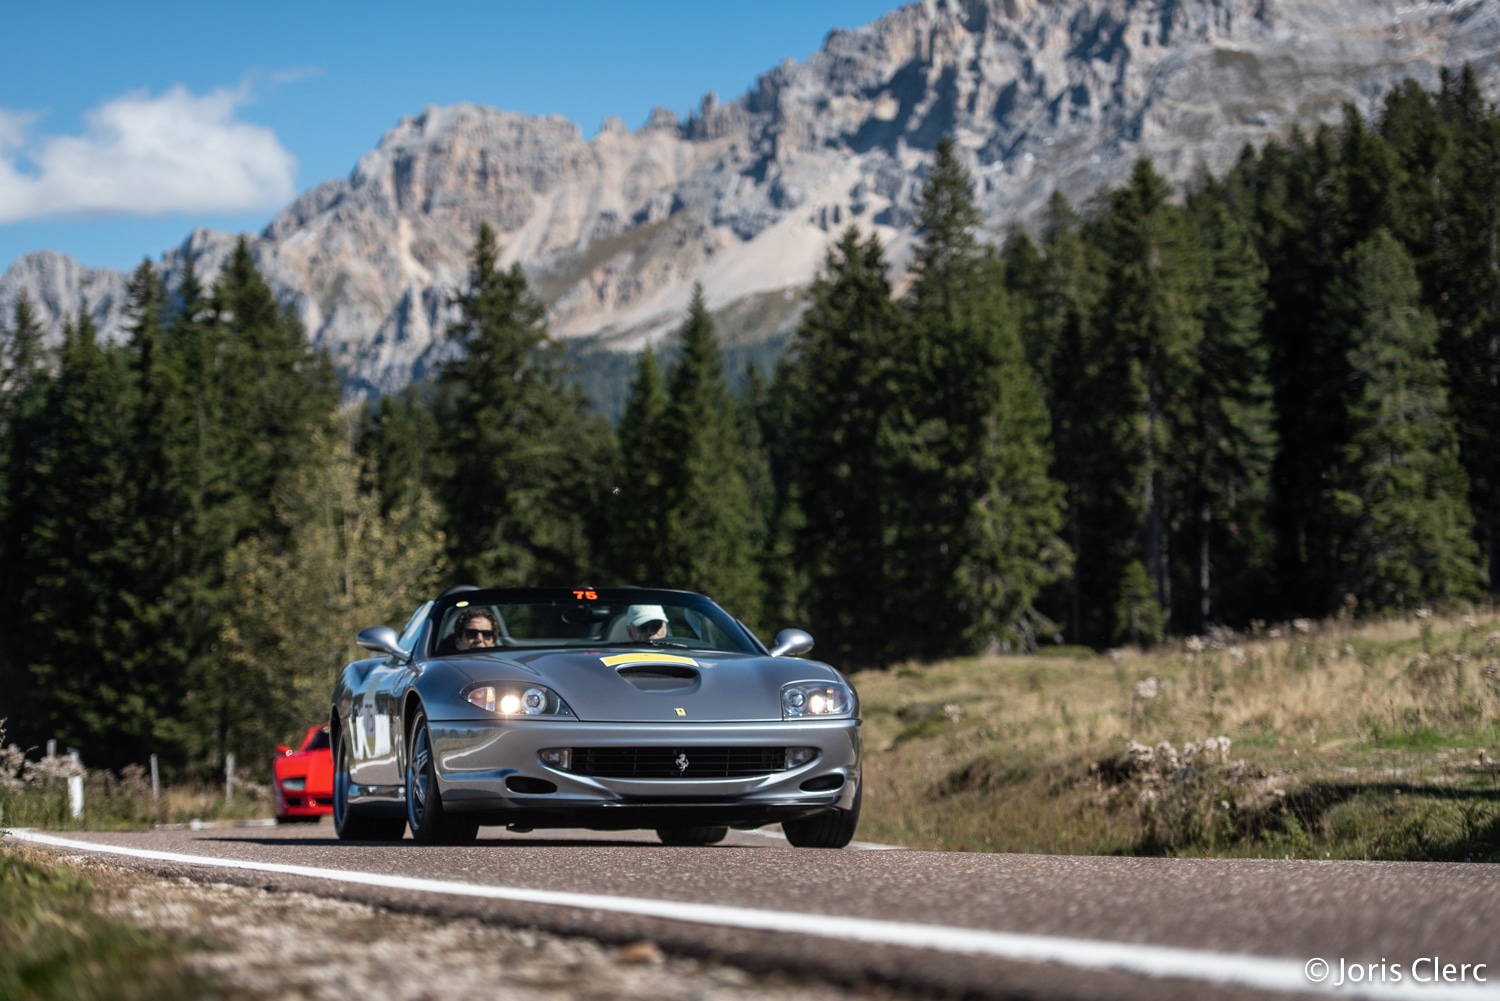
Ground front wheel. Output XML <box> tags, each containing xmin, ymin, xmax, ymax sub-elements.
<box><xmin>656</xmin><ymin>825</ymin><xmax>728</xmax><ymax>846</ymax></box>
<box><xmin>406</xmin><ymin>709</ymin><xmax>480</xmax><ymax>845</ymax></box>
<box><xmin>333</xmin><ymin>726</ymin><xmax>406</xmax><ymax>841</ymax></box>
<box><xmin>782</xmin><ymin>782</ymin><xmax>861</xmax><ymax>848</ymax></box>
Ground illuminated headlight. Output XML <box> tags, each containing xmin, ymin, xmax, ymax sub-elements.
<box><xmin>465</xmin><ymin>684</ymin><xmax>575</xmax><ymax>717</ymax></box>
<box><xmin>538</xmin><ymin>748</ymin><xmax>571</xmax><ymax>770</ymax></box>
<box><xmin>280</xmin><ymin>777</ymin><xmax>306</xmax><ymax>791</ymax></box>
<box><xmin>780</xmin><ymin>682</ymin><xmax>853</xmax><ymax>719</ymax></box>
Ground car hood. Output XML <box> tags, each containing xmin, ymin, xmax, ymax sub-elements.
<box><xmin>274</xmin><ymin>749</ymin><xmax>327</xmax><ymax>777</ymax></box>
<box><xmin>430</xmin><ymin>647</ymin><xmax>846</xmax><ymax>723</ymax></box>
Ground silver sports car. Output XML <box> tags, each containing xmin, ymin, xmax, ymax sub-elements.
<box><xmin>330</xmin><ymin>586</ymin><xmax>862</xmax><ymax>847</ymax></box>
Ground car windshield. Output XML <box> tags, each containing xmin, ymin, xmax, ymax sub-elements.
<box><xmin>431</xmin><ymin>588</ymin><xmax>760</xmax><ymax>655</ymax></box>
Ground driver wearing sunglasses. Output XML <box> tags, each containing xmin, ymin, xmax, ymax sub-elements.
<box><xmin>454</xmin><ymin>607</ymin><xmax>498</xmax><ymax>651</ymax></box>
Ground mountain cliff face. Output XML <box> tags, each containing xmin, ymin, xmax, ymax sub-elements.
<box><xmin>4</xmin><ymin>0</ymin><xmax>1498</xmax><ymax>395</ymax></box>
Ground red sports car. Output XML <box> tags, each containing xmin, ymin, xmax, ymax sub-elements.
<box><xmin>274</xmin><ymin>724</ymin><xmax>333</xmax><ymax>822</ymax></box>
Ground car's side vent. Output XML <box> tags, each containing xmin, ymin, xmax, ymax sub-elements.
<box><xmin>616</xmin><ymin>663</ymin><xmax>700</xmax><ymax>692</ymax></box>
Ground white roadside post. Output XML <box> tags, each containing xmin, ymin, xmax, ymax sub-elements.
<box><xmin>67</xmin><ymin>749</ymin><xmax>84</xmax><ymax>821</ymax></box>
<box><xmin>225</xmin><ymin>753</ymin><xmax>235</xmax><ymax>802</ymax></box>
<box><xmin>150</xmin><ymin>754</ymin><xmax>159</xmax><ymax>801</ymax></box>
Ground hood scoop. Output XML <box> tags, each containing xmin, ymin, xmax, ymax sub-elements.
<box><xmin>617</xmin><ymin>663</ymin><xmax>700</xmax><ymax>693</ymax></box>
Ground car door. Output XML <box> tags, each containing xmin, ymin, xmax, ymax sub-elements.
<box><xmin>348</xmin><ymin>602</ymin><xmax>431</xmax><ymax>790</ymax></box>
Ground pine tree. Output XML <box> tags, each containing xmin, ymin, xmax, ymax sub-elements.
<box><xmin>1114</xmin><ymin>561</ymin><xmax>1165</xmax><ymax>647</ymax></box>
<box><xmin>653</xmin><ymin>286</ymin><xmax>763</xmax><ymax>623</ymax></box>
<box><xmin>1428</xmin><ymin>66</ymin><xmax>1500</xmax><ymax>594</ymax></box>
<box><xmin>120</xmin><ymin>262</ymin><xmax>195</xmax><ymax>699</ymax></box>
<box><xmin>737</xmin><ymin>361</ymin><xmax>776</xmax><ymax>577</ymax></box>
<box><xmin>173</xmin><ymin>241</ymin><xmax>339</xmax><ymax>773</ymax></box>
<box><xmin>1329</xmin><ymin>230</ymin><xmax>1478</xmax><ymax>608</ymax></box>
<box><xmin>211</xmin><ymin>239</ymin><xmax>338</xmax><ymax>540</ymax></box>
<box><xmin>20</xmin><ymin>309</ymin><xmax>144</xmax><ymax>763</ymax></box>
<box><xmin>0</xmin><ymin>293</ymin><xmax>51</xmax><ymax>728</ymax></box>
<box><xmin>361</xmin><ymin>383</ymin><xmax>442</xmax><ymax>519</ymax></box>
<box><xmin>1236</xmin><ymin>128</ymin><xmax>1354</xmax><ymax>618</ymax></box>
<box><xmin>435</xmin><ymin>223</ymin><xmax>609</xmax><ymax>586</ymax></box>
<box><xmin>608</xmin><ymin>347</ymin><xmax>670</xmax><ymax>585</ymax></box>
<box><xmin>1090</xmin><ymin>159</ymin><xmax>1205</xmax><ymax>638</ymax></box>
<box><xmin>783</xmin><ymin>227</ymin><xmax>901</xmax><ymax>667</ymax></box>
<box><xmin>1001</xmin><ymin>226</ymin><xmax>1052</xmax><ymax>380</ymax></box>
<box><xmin>1183</xmin><ymin>190</ymin><xmax>1276</xmax><ymax>630</ymax></box>
<box><xmin>890</xmin><ymin>138</ymin><xmax>1067</xmax><ymax>658</ymax></box>
<box><xmin>756</xmin><ymin>353</ymin><xmax>810</xmax><ymax>637</ymax></box>
<box><xmin>1007</xmin><ymin>192</ymin><xmax>1104</xmax><ymax>643</ymax></box>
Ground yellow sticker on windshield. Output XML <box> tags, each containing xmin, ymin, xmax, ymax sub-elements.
<box><xmin>601</xmin><ymin>652</ymin><xmax>699</xmax><ymax>668</ymax></box>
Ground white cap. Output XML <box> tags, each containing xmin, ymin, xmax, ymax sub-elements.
<box><xmin>628</xmin><ymin>604</ymin><xmax>668</xmax><ymax>627</ymax></box>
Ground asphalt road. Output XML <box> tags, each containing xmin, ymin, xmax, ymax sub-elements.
<box><xmin>10</xmin><ymin>822</ymin><xmax>1500</xmax><ymax>1001</ymax></box>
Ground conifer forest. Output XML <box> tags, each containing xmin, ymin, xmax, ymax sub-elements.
<box><xmin>1</xmin><ymin>69</ymin><xmax>1497</xmax><ymax>778</ymax></box>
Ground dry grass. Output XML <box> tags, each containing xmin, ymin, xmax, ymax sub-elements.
<box><xmin>855</xmin><ymin>612</ymin><xmax>1500</xmax><ymax>860</ymax></box>
<box><xmin>0</xmin><ymin>749</ymin><xmax>273</xmax><ymax>832</ymax></box>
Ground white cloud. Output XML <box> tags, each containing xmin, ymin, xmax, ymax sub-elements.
<box><xmin>0</xmin><ymin>85</ymin><xmax>296</xmax><ymax>223</ymax></box>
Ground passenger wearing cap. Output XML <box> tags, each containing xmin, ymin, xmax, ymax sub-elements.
<box><xmin>626</xmin><ymin>604</ymin><xmax>669</xmax><ymax>643</ymax></box>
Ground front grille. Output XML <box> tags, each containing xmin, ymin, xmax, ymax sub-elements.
<box><xmin>571</xmin><ymin>746</ymin><xmax>787</xmax><ymax>778</ymax></box>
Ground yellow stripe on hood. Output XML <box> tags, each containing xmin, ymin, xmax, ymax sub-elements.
<box><xmin>600</xmin><ymin>652</ymin><xmax>699</xmax><ymax>668</ymax></box>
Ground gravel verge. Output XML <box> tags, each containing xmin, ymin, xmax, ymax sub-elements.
<box><xmin>54</xmin><ymin>849</ymin><xmax>903</xmax><ymax>1001</ymax></box>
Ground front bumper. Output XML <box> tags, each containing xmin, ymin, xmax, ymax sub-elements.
<box><xmin>274</xmin><ymin>784</ymin><xmax>333</xmax><ymax>819</ymax></box>
<box><xmin>426</xmin><ymin>717</ymin><xmax>861</xmax><ymax>829</ymax></box>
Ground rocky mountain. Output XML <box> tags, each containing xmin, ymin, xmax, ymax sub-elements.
<box><xmin>4</xmin><ymin>0</ymin><xmax>1498</xmax><ymax>396</ymax></box>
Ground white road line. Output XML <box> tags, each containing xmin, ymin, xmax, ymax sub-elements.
<box><xmin>5</xmin><ymin>829</ymin><xmax>1495</xmax><ymax>1000</ymax></box>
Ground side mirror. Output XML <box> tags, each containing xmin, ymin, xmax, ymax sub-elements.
<box><xmin>769</xmin><ymin>628</ymin><xmax>814</xmax><ymax>658</ymax></box>
<box><xmin>276</xmin><ymin>745</ymin><xmax>292</xmax><ymax>756</ymax></box>
<box><xmin>356</xmin><ymin>625</ymin><xmax>409</xmax><ymax>662</ymax></box>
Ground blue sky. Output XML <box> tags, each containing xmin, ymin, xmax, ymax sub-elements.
<box><xmin>0</xmin><ymin>1</ymin><xmax>900</xmax><ymax>273</ymax></box>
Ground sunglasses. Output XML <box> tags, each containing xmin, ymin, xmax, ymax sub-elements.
<box><xmin>462</xmin><ymin>628</ymin><xmax>495</xmax><ymax>640</ymax></box>
<box><xmin>634</xmin><ymin>621</ymin><xmax>665</xmax><ymax>632</ymax></box>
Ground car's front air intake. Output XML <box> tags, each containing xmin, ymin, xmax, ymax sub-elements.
<box><xmin>569</xmin><ymin>746</ymin><xmax>787</xmax><ymax>778</ymax></box>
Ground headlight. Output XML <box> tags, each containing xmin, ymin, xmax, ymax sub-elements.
<box><xmin>280</xmin><ymin>777</ymin><xmax>306</xmax><ymax>791</ymax></box>
<box><xmin>780</xmin><ymin>682</ymin><xmax>854</xmax><ymax>719</ymax></box>
<box><xmin>465</xmin><ymin>684</ymin><xmax>575</xmax><ymax>717</ymax></box>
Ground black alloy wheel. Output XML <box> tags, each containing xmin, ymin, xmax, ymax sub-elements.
<box><xmin>405</xmin><ymin>708</ymin><xmax>480</xmax><ymax>845</ymax></box>
<box><xmin>782</xmin><ymin>781</ymin><xmax>861</xmax><ymax>848</ymax></box>
<box><xmin>333</xmin><ymin>725</ymin><xmax>407</xmax><ymax>842</ymax></box>
<box><xmin>655</xmin><ymin>825</ymin><xmax>729</xmax><ymax>846</ymax></box>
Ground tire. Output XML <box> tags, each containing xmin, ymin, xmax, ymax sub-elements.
<box><xmin>655</xmin><ymin>825</ymin><xmax>729</xmax><ymax>846</ymax></box>
<box><xmin>782</xmin><ymin>782</ymin><xmax>861</xmax><ymax>849</ymax></box>
<box><xmin>406</xmin><ymin>709</ymin><xmax>480</xmax><ymax>846</ymax></box>
<box><xmin>333</xmin><ymin>726</ymin><xmax>407</xmax><ymax>842</ymax></box>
